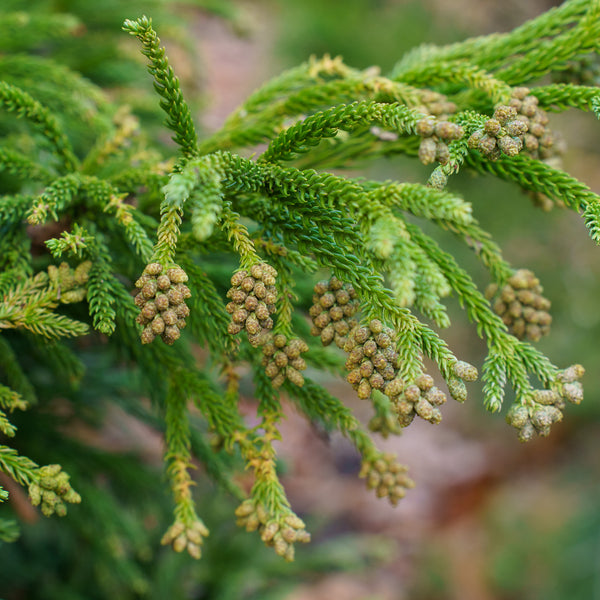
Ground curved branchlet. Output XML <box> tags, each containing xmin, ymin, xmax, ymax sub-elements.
<box><xmin>0</xmin><ymin>82</ymin><xmax>78</xmax><ymax>172</ymax></box>
<box><xmin>122</xmin><ymin>16</ymin><xmax>199</xmax><ymax>164</ymax></box>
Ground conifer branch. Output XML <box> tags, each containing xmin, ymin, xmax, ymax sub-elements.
<box><xmin>0</xmin><ymin>146</ymin><xmax>54</xmax><ymax>183</ymax></box>
<box><xmin>122</xmin><ymin>16</ymin><xmax>199</xmax><ymax>162</ymax></box>
<box><xmin>465</xmin><ymin>153</ymin><xmax>600</xmax><ymax>242</ymax></box>
<box><xmin>0</xmin><ymin>82</ymin><xmax>78</xmax><ymax>172</ymax></box>
<box><xmin>161</xmin><ymin>374</ymin><xmax>208</xmax><ymax>559</ymax></box>
<box><xmin>0</xmin><ymin>271</ymin><xmax>88</xmax><ymax>339</ymax></box>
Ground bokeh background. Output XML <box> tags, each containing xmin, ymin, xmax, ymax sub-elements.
<box><xmin>2</xmin><ymin>1</ymin><xmax>600</xmax><ymax>598</ymax></box>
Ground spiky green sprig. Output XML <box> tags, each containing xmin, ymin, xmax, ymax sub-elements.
<box><xmin>232</xmin><ymin>374</ymin><xmax>310</xmax><ymax>561</ymax></box>
<box><xmin>0</xmin><ymin>271</ymin><xmax>88</xmax><ymax>339</ymax></box>
<box><xmin>259</xmin><ymin>100</ymin><xmax>427</xmax><ymax>164</ymax></box>
<box><xmin>0</xmin><ymin>81</ymin><xmax>78</xmax><ymax>172</ymax></box>
<box><xmin>406</xmin><ymin>222</ymin><xmax>558</xmax><ymax>410</ymax></box>
<box><xmin>0</xmin><ymin>146</ymin><xmax>54</xmax><ymax>184</ymax></box>
<box><xmin>411</xmin><ymin>251</ymin><xmax>452</xmax><ymax>328</ymax></box>
<box><xmin>529</xmin><ymin>83</ymin><xmax>600</xmax><ymax>114</ymax></box>
<box><xmin>395</xmin><ymin>61</ymin><xmax>512</xmax><ymax>106</ymax></box>
<box><xmin>122</xmin><ymin>16</ymin><xmax>199</xmax><ymax>164</ymax></box>
<box><xmin>161</xmin><ymin>373</ymin><xmax>209</xmax><ymax>559</ymax></box>
<box><xmin>43</xmin><ymin>222</ymin><xmax>123</xmax><ymax>336</ymax></box>
<box><xmin>0</xmin><ymin>228</ymin><xmax>33</xmax><ymax>293</ymax></box>
<box><xmin>0</xmin><ymin>54</ymin><xmax>111</xmax><ymax>140</ymax></box>
<box><xmin>152</xmin><ymin>156</ymin><xmax>228</xmax><ymax>265</ymax></box>
<box><xmin>70</xmin><ymin>176</ymin><xmax>154</xmax><ymax>262</ymax></box>
<box><xmin>82</xmin><ymin>235</ymin><xmax>119</xmax><ymax>335</ymax></box>
<box><xmin>465</xmin><ymin>153</ymin><xmax>600</xmax><ymax>243</ymax></box>
<box><xmin>352</xmin><ymin>171</ymin><xmax>511</xmax><ymax>287</ymax></box>
<box><xmin>27</xmin><ymin>173</ymin><xmax>153</xmax><ymax>268</ymax></box>
<box><xmin>161</xmin><ymin>155</ymin><xmax>226</xmax><ymax>243</ymax></box>
<box><xmin>496</xmin><ymin>1</ymin><xmax>600</xmax><ymax>84</ymax></box>
<box><xmin>0</xmin><ymin>193</ymin><xmax>34</xmax><ymax>229</ymax></box>
<box><xmin>366</xmin><ymin>176</ymin><xmax>513</xmax><ymax>284</ymax></box>
<box><xmin>0</xmin><ymin>417</ymin><xmax>15</xmax><ymax>442</ymax></box>
<box><xmin>362</xmin><ymin>209</ymin><xmax>451</xmax><ymax>327</ymax></box>
<box><xmin>391</xmin><ymin>0</ymin><xmax>591</xmax><ymax>78</ymax></box>
<box><xmin>45</xmin><ymin>222</ymin><xmax>90</xmax><ymax>259</ymax></box>
<box><xmin>366</xmin><ymin>180</ymin><xmax>474</xmax><ymax>226</ymax></box>
<box><xmin>0</xmin><ymin>382</ymin><xmax>27</xmax><ymax>414</ymax></box>
<box><xmin>204</xmin><ymin>74</ymin><xmax>425</xmax><ymax>155</ymax></box>
<box><xmin>238</xmin><ymin>183</ymin><xmax>456</xmax><ymax>382</ymax></box>
<box><xmin>217</xmin><ymin>203</ymin><xmax>261</xmax><ymax>270</ymax></box>
<box><xmin>27</xmin><ymin>173</ymin><xmax>80</xmax><ymax>225</ymax></box>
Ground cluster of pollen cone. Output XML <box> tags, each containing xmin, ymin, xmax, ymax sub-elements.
<box><xmin>134</xmin><ymin>263</ymin><xmax>191</xmax><ymax>345</ymax></box>
<box><xmin>309</xmin><ymin>277</ymin><xmax>479</xmax><ymax>429</ymax></box>
<box><xmin>225</xmin><ymin>263</ymin><xmax>277</xmax><ymax>348</ymax></box>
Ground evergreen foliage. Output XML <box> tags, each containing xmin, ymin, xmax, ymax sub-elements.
<box><xmin>1</xmin><ymin>0</ymin><xmax>600</xmax><ymax>583</ymax></box>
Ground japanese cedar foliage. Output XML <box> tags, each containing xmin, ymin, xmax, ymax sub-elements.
<box><xmin>1</xmin><ymin>0</ymin><xmax>600</xmax><ymax>562</ymax></box>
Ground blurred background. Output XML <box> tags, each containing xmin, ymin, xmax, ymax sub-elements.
<box><xmin>3</xmin><ymin>1</ymin><xmax>600</xmax><ymax>598</ymax></box>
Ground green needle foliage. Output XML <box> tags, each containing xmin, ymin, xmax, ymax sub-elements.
<box><xmin>2</xmin><ymin>0</ymin><xmax>600</xmax><ymax>573</ymax></box>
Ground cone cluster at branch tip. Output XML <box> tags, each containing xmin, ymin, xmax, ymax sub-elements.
<box><xmin>394</xmin><ymin>372</ymin><xmax>447</xmax><ymax>427</ymax></box>
<box><xmin>226</xmin><ymin>263</ymin><xmax>277</xmax><ymax>347</ymax></box>
<box><xmin>468</xmin><ymin>88</ymin><xmax>565</xmax><ymax>161</ymax></box>
<box><xmin>235</xmin><ymin>500</ymin><xmax>310</xmax><ymax>562</ymax></box>
<box><xmin>359</xmin><ymin>453</ymin><xmax>415</xmax><ymax>506</ymax></box>
<box><xmin>28</xmin><ymin>464</ymin><xmax>81</xmax><ymax>517</ymax></box>
<box><xmin>485</xmin><ymin>269</ymin><xmax>551</xmax><ymax>342</ymax></box>
<box><xmin>344</xmin><ymin>319</ymin><xmax>404</xmax><ymax>402</ymax></box>
<box><xmin>262</xmin><ymin>334</ymin><xmax>309</xmax><ymax>387</ymax></box>
<box><xmin>161</xmin><ymin>519</ymin><xmax>209</xmax><ymax>560</ymax></box>
<box><xmin>134</xmin><ymin>262</ymin><xmax>191</xmax><ymax>345</ymax></box>
<box><xmin>506</xmin><ymin>364</ymin><xmax>584</xmax><ymax>441</ymax></box>
<box><xmin>309</xmin><ymin>276</ymin><xmax>359</xmax><ymax>349</ymax></box>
